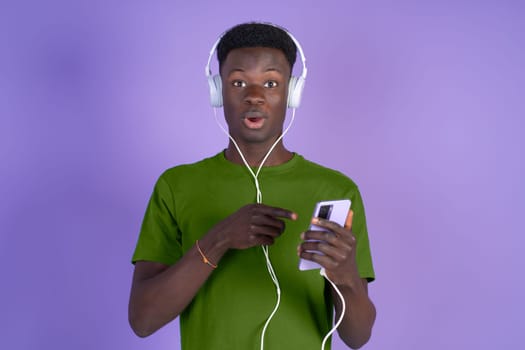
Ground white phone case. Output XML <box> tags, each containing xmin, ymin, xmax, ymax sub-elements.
<box><xmin>299</xmin><ymin>199</ymin><xmax>351</xmax><ymax>271</ymax></box>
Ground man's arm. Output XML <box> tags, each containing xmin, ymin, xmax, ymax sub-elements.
<box><xmin>128</xmin><ymin>232</ymin><xmax>228</xmax><ymax>337</ymax></box>
<box><xmin>329</xmin><ymin>278</ymin><xmax>376</xmax><ymax>349</ymax></box>
<box><xmin>128</xmin><ymin>203</ymin><xmax>297</xmax><ymax>337</ymax></box>
<box><xmin>298</xmin><ymin>212</ymin><xmax>376</xmax><ymax>349</ymax></box>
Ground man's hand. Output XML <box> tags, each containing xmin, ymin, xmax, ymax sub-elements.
<box><xmin>211</xmin><ymin>203</ymin><xmax>298</xmax><ymax>250</ymax></box>
<box><xmin>129</xmin><ymin>203</ymin><xmax>297</xmax><ymax>337</ymax></box>
<box><xmin>298</xmin><ymin>210</ymin><xmax>375</xmax><ymax>348</ymax></box>
<box><xmin>298</xmin><ymin>210</ymin><xmax>361</xmax><ymax>286</ymax></box>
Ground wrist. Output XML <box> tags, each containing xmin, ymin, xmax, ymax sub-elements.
<box><xmin>198</xmin><ymin>230</ymin><xmax>230</xmax><ymax>265</ymax></box>
<box><xmin>335</xmin><ymin>273</ymin><xmax>366</xmax><ymax>295</ymax></box>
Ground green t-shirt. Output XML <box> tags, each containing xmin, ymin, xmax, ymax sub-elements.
<box><xmin>132</xmin><ymin>152</ymin><xmax>375</xmax><ymax>349</ymax></box>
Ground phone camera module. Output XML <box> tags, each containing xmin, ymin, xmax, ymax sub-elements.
<box><xmin>318</xmin><ymin>205</ymin><xmax>333</xmax><ymax>220</ymax></box>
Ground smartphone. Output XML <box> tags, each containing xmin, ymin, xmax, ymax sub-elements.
<box><xmin>299</xmin><ymin>199</ymin><xmax>352</xmax><ymax>271</ymax></box>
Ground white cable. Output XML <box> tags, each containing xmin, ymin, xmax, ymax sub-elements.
<box><xmin>213</xmin><ymin>108</ymin><xmax>296</xmax><ymax>203</ymax></box>
<box><xmin>213</xmin><ymin>107</ymin><xmax>297</xmax><ymax>350</ymax></box>
<box><xmin>320</xmin><ymin>268</ymin><xmax>346</xmax><ymax>350</ymax></box>
<box><xmin>213</xmin><ymin>108</ymin><xmax>340</xmax><ymax>350</ymax></box>
<box><xmin>259</xmin><ymin>245</ymin><xmax>280</xmax><ymax>350</ymax></box>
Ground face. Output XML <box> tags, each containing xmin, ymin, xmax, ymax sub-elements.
<box><xmin>220</xmin><ymin>47</ymin><xmax>291</xmax><ymax>146</ymax></box>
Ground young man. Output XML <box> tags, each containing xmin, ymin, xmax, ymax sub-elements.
<box><xmin>129</xmin><ymin>23</ymin><xmax>376</xmax><ymax>349</ymax></box>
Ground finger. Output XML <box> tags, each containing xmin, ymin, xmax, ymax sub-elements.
<box><xmin>299</xmin><ymin>250</ymin><xmax>339</xmax><ymax>270</ymax></box>
<box><xmin>302</xmin><ymin>230</ymin><xmax>338</xmax><ymax>245</ymax></box>
<box><xmin>251</xmin><ymin>223</ymin><xmax>284</xmax><ymax>237</ymax></box>
<box><xmin>255</xmin><ymin>204</ymin><xmax>298</xmax><ymax>220</ymax></box>
<box><xmin>311</xmin><ymin>217</ymin><xmax>346</xmax><ymax>235</ymax></box>
<box><xmin>252</xmin><ymin>215</ymin><xmax>286</xmax><ymax>232</ymax></box>
<box><xmin>251</xmin><ymin>234</ymin><xmax>276</xmax><ymax>246</ymax></box>
<box><xmin>303</xmin><ymin>229</ymin><xmax>355</xmax><ymax>246</ymax></box>
<box><xmin>301</xmin><ymin>241</ymin><xmax>351</xmax><ymax>260</ymax></box>
<box><xmin>344</xmin><ymin>210</ymin><xmax>354</xmax><ymax>230</ymax></box>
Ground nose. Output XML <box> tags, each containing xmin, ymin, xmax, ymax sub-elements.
<box><xmin>243</xmin><ymin>85</ymin><xmax>265</xmax><ymax>105</ymax></box>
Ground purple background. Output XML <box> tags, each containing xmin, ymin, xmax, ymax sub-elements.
<box><xmin>2</xmin><ymin>1</ymin><xmax>524</xmax><ymax>349</ymax></box>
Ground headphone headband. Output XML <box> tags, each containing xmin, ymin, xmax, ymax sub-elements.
<box><xmin>205</xmin><ymin>23</ymin><xmax>308</xmax><ymax>80</ymax></box>
<box><xmin>205</xmin><ymin>22</ymin><xmax>307</xmax><ymax>108</ymax></box>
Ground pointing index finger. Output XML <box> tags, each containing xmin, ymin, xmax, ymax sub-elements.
<box><xmin>259</xmin><ymin>204</ymin><xmax>298</xmax><ymax>220</ymax></box>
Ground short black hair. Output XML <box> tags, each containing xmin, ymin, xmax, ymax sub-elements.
<box><xmin>217</xmin><ymin>22</ymin><xmax>297</xmax><ymax>72</ymax></box>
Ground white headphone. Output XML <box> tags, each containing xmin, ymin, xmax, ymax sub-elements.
<box><xmin>205</xmin><ymin>23</ymin><xmax>308</xmax><ymax>108</ymax></box>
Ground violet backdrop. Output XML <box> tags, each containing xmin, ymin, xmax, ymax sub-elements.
<box><xmin>1</xmin><ymin>0</ymin><xmax>524</xmax><ymax>349</ymax></box>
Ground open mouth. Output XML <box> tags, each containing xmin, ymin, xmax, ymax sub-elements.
<box><xmin>243</xmin><ymin>116</ymin><xmax>265</xmax><ymax>129</ymax></box>
<box><xmin>242</xmin><ymin>111</ymin><xmax>266</xmax><ymax>129</ymax></box>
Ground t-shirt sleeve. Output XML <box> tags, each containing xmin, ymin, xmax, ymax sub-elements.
<box><xmin>131</xmin><ymin>174</ymin><xmax>183</xmax><ymax>265</ymax></box>
<box><xmin>350</xmin><ymin>186</ymin><xmax>375</xmax><ymax>282</ymax></box>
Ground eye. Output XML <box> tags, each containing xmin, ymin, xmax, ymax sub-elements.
<box><xmin>264</xmin><ymin>80</ymin><xmax>278</xmax><ymax>88</ymax></box>
<box><xmin>232</xmin><ymin>80</ymin><xmax>246</xmax><ymax>88</ymax></box>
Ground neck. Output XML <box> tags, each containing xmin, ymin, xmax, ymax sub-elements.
<box><xmin>224</xmin><ymin>140</ymin><xmax>293</xmax><ymax>167</ymax></box>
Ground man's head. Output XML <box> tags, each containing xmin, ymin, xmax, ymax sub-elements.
<box><xmin>210</xmin><ymin>22</ymin><xmax>304</xmax><ymax>148</ymax></box>
<box><xmin>217</xmin><ymin>23</ymin><xmax>297</xmax><ymax>75</ymax></box>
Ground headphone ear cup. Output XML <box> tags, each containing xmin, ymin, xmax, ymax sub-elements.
<box><xmin>287</xmin><ymin>76</ymin><xmax>305</xmax><ymax>108</ymax></box>
<box><xmin>208</xmin><ymin>74</ymin><xmax>223</xmax><ymax>107</ymax></box>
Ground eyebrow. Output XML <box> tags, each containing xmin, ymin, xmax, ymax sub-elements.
<box><xmin>226</xmin><ymin>67</ymin><xmax>285</xmax><ymax>75</ymax></box>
